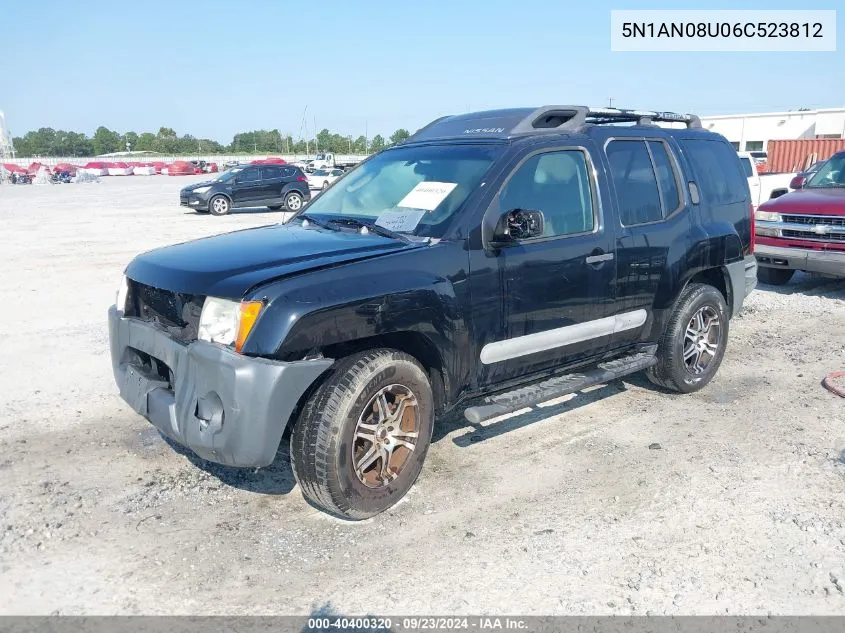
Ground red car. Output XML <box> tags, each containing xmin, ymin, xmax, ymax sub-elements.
<box><xmin>754</xmin><ymin>150</ymin><xmax>845</xmax><ymax>284</ymax></box>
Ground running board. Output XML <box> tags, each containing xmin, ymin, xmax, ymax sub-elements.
<box><xmin>464</xmin><ymin>350</ymin><xmax>657</xmax><ymax>424</ymax></box>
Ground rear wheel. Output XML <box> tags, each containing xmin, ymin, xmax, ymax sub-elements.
<box><xmin>285</xmin><ymin>191</ymin><xmax>303</xmax><ymax>211</ymax></box>
<box><xmin>647</xmin><ymin>283</ymin><xmax>729</xmax><ymax>394</ymax></box>
<box><xmin>758</xmin><ymin>267</ymin><xmax>794</xmax><ymax>286</ymax></box>
<box><xmin>209</xmin><ymin>195</ymin><xmax>230</xmax><ymax>216</ymax></box>
<box><xmin>291</xmin><ymin>349</ymin><xmax>434</xmax><ymax>520</ymax></box>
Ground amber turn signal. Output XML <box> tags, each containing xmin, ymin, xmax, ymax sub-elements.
<box><xmin>235</xmin><ymin>301</ymin><xmax>263</xmax><ymax>353</ymax></box>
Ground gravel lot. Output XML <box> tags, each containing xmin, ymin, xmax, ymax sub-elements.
<box><xmin>1</xmin><ymin>176</ymin><xmax>844</xmax><ymax>616</ymax></box>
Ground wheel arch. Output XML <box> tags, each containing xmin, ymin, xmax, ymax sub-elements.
<box><xmin>320</xmin><ymin>332</ymin><xmax>449</xmax><ymax>415</ymax></box>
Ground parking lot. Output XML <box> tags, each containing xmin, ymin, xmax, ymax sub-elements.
<box><xmin>1</xmin><ymin>176</ymin><xmax>844</xmax><ymax>615</ymax></box>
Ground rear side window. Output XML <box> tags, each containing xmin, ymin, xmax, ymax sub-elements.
<box><xmin>647</xmin><ymin>141</ymin><xmax>681</xmax><ymax>216</ymax></box>
<box><xmin>261</xmin><ymin>165</ymin><xmax>282</xmax><ymax>179</ymax></box>
<box><xmin>281</xmin><ymin>167</ymin><xmax>297</xmax><ymax>178</ymax></box>
<box><xmin>680</xmin><ymin>139</ymin><xmax>747</xmax><ymax>204</ymax></box>
<box><xmin>738</xmin><ymin>156</ymin><xmax>753</xmax><ymax>178</ymax></box>
<box><xmin>606</xmin><ymin>140</ymin><xmax>662</xmax><ymax>225</ymax></box>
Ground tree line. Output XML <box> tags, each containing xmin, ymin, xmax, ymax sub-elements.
<box><xmin>11</xmin><ymin>126</ymin><xmax>412</xmax><ymax>158</ymax></box>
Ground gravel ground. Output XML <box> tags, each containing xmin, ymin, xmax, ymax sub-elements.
<box><xmin>0</xmin><ymin>176</ymin><xmax>844</xmax><ymax>616</ymax></box>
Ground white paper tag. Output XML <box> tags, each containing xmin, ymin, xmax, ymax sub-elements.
<box><xmin>397</xmin><ymin>181</ymin><xmax>458</xmax><ymax>211</ymax></box>
<box><xmin>374</xmin><ymin>209</ymin><xmax>427</xmax><ymax>233</ymax></box>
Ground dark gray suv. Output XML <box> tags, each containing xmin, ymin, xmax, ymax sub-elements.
<box><xmin>180</xmin><ymin>164</ymin><xmax>311</xmax><ymax>216</ymax></box>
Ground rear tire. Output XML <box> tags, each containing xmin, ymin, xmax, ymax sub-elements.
<box><xmin>290</xmin><ymin>349</ymin><xmax>434</xmax><ymax>520</ymax></box>
<box><xmin>646</xmin><ymin>283</ymin><xmax>729</xmax><ymax>394</ymax></box>
<box><xmin>758</xmin><ymin>267</ymin><xmax>794</xmax><ymax>286</ymax></box>
<box><xmin>209</xmin><ymin>195</ymin><xmax>230</xmax><ymax>216</ymax></box>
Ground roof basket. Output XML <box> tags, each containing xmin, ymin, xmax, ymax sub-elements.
<box><xmin>512</xmin><ymin>105</ymin><xmax>702</xmax><ymax>133</ymax></box>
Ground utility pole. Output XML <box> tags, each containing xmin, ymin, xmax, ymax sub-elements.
<box><xmin>607</xmin><ymin>97</ymin><xmax>615</xmax><ymax>108</ymax></box>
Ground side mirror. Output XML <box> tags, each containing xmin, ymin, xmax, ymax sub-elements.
<box><xmin>492</xmin><ymin>209</ymin><xmax>545</xmax><ymax>245</ymax></box>
<box><xmin>789</xmin><ymin>175</ymin><xmax>805</xmax><ymax>190</ymax></box>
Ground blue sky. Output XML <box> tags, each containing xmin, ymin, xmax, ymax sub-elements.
<box><xmin>2</xmin><ymin>0</ymin><xmax>842</xmax><ymax>143</ymax></box>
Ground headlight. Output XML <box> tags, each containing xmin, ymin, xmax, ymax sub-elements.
<box><xmin>116</xmin><ymin>275</ymin><xmax>129</xmax><ymax>311</ymax></box>
<box><xmin>198</xmin><ymin>297</ymin><xmax>263</xmax><ymax>352</ymax></box>
<box><xmin>754</xmin><ymin>210</ymin><xmax>782</xmax><ymax>222</ymax></box>
<box><xmin>192</xmin><ymin>186</ymin><xmax>211</xmax><ymax>194</ymax></box>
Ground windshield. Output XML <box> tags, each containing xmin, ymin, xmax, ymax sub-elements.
<box><xmin>300</xmin><ymin>144</ymin><xmax>503</xmax><ymax>238</ymax></box>
<box><xmin>806</xmin><ymin>154</ymin><xmax>845</xmax><ymax>188</ymax></box>
<box><xmin>216</xmin><ymin>166</ymin><xmax>245</xmax><ymax>182</ymax></box>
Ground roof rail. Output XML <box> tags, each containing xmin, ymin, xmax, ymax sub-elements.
<box><xmin>512</xmin><ymin>105</ymin><xmax>702</xmax><ymax>134</ymax></box>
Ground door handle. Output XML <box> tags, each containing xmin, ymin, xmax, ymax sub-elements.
<box><xmin>585</xmin><ymin>253</ymin><xmax>614</xmax><ymax>264</ymax></box>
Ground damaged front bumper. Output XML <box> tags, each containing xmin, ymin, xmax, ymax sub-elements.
<box><xmin>108</xmin><ymin>305</ymin><xmax>333</xmax><ymax>467</ymax></box>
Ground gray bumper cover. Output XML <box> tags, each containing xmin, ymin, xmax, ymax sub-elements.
<box><xmin>725</xmin><ymin>255</ymin><xmax>758</xmax><ymax>317</ymax></box>
<box><xmin>108</xmin><ymin>306</ymin><xmax>333</xmax><ymax>467</ymax></box>
<box><xmin>755</xmin><ymin>244</ymin><xmax>845</xmax><ymax>277</ymax></box>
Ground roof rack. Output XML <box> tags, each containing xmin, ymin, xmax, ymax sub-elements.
<box><xmin>512</xmin><ymin>105</ymin><xmax>702</xmax><ymax>134</ymax></box>
<box><xmin>403</xmin><ymin>105</ymin><xmax>702</xmax><ymax>144</ymax></box>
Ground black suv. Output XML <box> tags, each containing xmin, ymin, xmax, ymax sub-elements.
<box><xmin>111</xmin><ymin>105</ymin><xmax>757</xmax><ymax>519</ymax></box>
<box><xmin>180</xmin><ymin>163</ymin><xmax>311</xmax><ymax>216</ymax></box>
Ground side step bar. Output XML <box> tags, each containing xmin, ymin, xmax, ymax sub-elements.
<box><xmin>464</xmin><ymin>350</ymin><xmax>657</xmax><ymax>424</ymax></box>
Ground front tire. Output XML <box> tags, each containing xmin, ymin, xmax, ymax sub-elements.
<box><xmin>291</xmin><ymin>349</ymin><xmax>434</xmax><ymax>520</ymax></box>
<box><xmin>322</xmin><ymin>180</ymin><xmax>330</xmax><ymax>190</ymax></box>
<box><xmin>647</xmin><ymin>283</ymin><xmax>729</xmax><ymax>394</ymax></box>
<box><xmin>758</xmin><ymin>267</ymin><xmax>794</xmax><ymax>286</ymax></box>
<box><xmin>284</xmin><ymin>191</ymin><xmax>303</xmax><ymax>211</ymax></box>
<box><xmin>209</xmin><ymin>195</ymin><xmax>230</xmax><ymax>216</ymax></box>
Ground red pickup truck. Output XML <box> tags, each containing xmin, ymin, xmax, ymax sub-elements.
<box><xmin>754</xmin><ymin>150</ymin><xmax>845</xmax><ymax>285</ymax></box>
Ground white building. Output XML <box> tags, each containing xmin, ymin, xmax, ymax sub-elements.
<box><xmin>0</xmin><ymin>110</ymin><xmax>15</xmax><ymax>160</ymax></box>
<box><xmin>699</xmin><ymin>107</ymin><xmax>845</xmax><ymax>153</ymax></box>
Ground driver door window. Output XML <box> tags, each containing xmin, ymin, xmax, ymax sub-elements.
<box><xmin>499</xmin><ymin>150</ymin><xmax>596</xmax><ymax>238</ymax></box>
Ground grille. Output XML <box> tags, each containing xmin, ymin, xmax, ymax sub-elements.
<box><xmin>128</xmin><ymin>281</ymin><xmax>204</xmax><ymax>343</ymax></box>
<box><xmin>783</xmin><ymin>214</ymin><xmax>845</xmax><ymax>228</ymax></box>
<box><xmin>782</xmin><ymin>229</ymin><xmax>845</xmax><ymax>243</ymax></box>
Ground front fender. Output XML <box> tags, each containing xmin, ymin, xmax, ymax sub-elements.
<box><xmin>240</xmin><ymin>243</ymin><xmax>472</xmax><ymax>402</ymax></box>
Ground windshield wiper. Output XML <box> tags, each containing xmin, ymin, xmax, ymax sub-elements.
<box><xmin>296</xmin><ymin>213</ymin><xmax>335</xmax><ymax>230</ymax></box>
<box><xmin>327</xmin><ymin>217</ymin><xmax>412</xmax><ymax>243</ymax></box>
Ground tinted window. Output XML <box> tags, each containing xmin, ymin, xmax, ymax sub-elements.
<box><xmin>499</xmin><ymin>150</ymin><xmax>595</xmax><ymax>238</ymax></box>
<box><xmin>680</xmin><ymin>139</ymin><xmax>747</xmax><ymax>204</ymax></box>
<box><xmin>606</xmin><ymin>140</ymin><xmax>662</xmax><ymax>225</ymax></box>
<box><xmin>331</xmin><ymin>169</ymin><xmax>343</xmax><ymax>176</ymax></box>
<box><xmin>261</xmin><ymin>166</ymin><xmax>282</xmax><ymax>179</ymax></box>
<box><xmin>281</xmin><ymin>167</ymin><xmax>296</xmax><ymax>178</ymax></box>
<box><xmin>647</xmin><ymin>141</ymin><xmax>681</xmax><ymax>214</ymax></box>
<box><xmin>738</xmin><ymin>156</ymin><xmax>754</xmax><ymax>178</ymax></box>
<box><xmin>238</xmin><ymin>167</ymin><xmax>260</xmax><ymax>183</ymax></box>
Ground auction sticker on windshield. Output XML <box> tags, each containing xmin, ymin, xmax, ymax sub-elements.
<box><xmin>398</xmin><ymin>181</ymin><xmax>458</xmax><ymax>211</ymax></box>
<box><xmin>375</xmin><ymin>209</ymin><xmax>427</xmax><ymax>233</ymax></box>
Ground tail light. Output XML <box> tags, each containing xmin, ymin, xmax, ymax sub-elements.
<box><xmin>296</xmin><ymin>175</ymin><xmax>307</xmax><ymax>182</ymax></box>
<box><xmin>748</xmin><ymin>203</ymin><xmax>755</xmax><ymax>255</ymax></box>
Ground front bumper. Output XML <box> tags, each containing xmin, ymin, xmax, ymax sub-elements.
<box><xmin>755</xmin><ymin>244</ymin><xmax>845</xmax><ymax>277</ymax></box>
<box><xmin>179</xmin><ymin>191</ymin><xmax>212</xmax><ymax>210</ymax></box>
<box><xmin>108</xmin><ymin>306</ymin><xmax>333</xmax><ymax>467</ymax></box>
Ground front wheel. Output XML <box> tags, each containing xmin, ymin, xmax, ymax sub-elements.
<box><xmin>646</xmin><ymin>283</ymin><xmax>729</xmax><ymax>394</ymax></box>
<box><xmin>209</xmin><ymin>195</ymin><xmax>230</xmax><ymax>216</ymax></box>
<box><xmin>290</xmin><ymin>349</ymin><xmax>434</xmax><ymax>520</ymax></box>
<box><xmin>284</xmin><ymin>191</ymin><xmax>303</xmax><ymax>211</ymax></box>
<box><xmin>758</xmin><ymin>267</ymin><xmax>794</xmax><ymax>286</ymax></box>
<box><xmin>322</xmin><ymin>180</ymin><xmax>330</xmax><ymax>190</ymax></box>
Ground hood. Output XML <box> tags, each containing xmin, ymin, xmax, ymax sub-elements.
<box><xmin>760</xmin><ymin>187</ymin><xmax>845</xmax><ymax>216</ymax></box>
<box><xmin>125</xmin><ymin>222</ymin><xmax>423</xmax><ymax>298</ymax></box>
<box><xmin>181</xmin><ymin>180</ymin><xmax>218</xmax><ymax>192</ymax></box>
